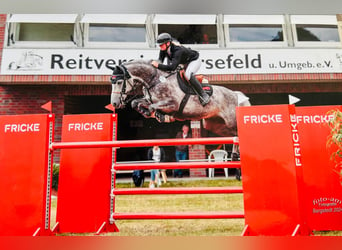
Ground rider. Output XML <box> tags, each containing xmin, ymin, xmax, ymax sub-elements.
<box><xmin>151</xmin><ymin>33</ymin><xmax>210</xmax><ymax>106</ymax></box>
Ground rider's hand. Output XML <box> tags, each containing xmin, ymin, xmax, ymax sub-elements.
<box><xmin>151</xmin><ymin>61</ymin><xmax>159</xmax><ymax>68</ymax></box>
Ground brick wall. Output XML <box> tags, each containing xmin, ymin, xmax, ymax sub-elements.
<box><xmin>189</xmin><ymin>120</ymin><xmax>207</xmax><ymax>178</ymax></box>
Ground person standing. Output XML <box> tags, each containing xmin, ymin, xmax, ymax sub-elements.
<box><xmin>174</xmin><ymin>124</ymin><xmax>191</xmax><ymax>178</ymax></box>
<box><xmin>147</xmin><ymin>145</ymin><xmax>166</xmax><ymax>187</ymax></box>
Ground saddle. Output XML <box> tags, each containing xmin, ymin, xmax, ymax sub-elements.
<box><xmin>177</xmin><ymin>71</ymin><xmax>213</xmax><ymax>96</ymax></box>
<box><xmin>175</xmin><ymin>70</ymin><xmax>213</xmax><ymax>115</ymax></box>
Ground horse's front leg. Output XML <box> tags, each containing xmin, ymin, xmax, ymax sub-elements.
<box><xmin>149</xmin><ymin>99</ymin><xmax>177</xmax><ymax>123</ymax></box>
<box><xmin>131</xmin><ymin>98</ymin><xmax>154</xmax><ymax>118</ymax></box>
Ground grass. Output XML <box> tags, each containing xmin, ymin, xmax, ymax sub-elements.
<box><xmin>50</xmin><ymin>178</ymin><xmax>342</xmax><ymax>236</ymax></box>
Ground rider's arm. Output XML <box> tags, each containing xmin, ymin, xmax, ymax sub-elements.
<box><xmin>157</xmin><ymin>50</ymin><xmax>182</xmax><ymax>71</ymax></box>
<box><xmin>158</xmin><ymin>50</ymin><xmax>166</xmax><ymax>63</ymax></box>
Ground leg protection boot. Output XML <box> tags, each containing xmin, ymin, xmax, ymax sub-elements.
<box><xmin>189</xmin><ymin>75</ymin><xmax>210</xmax><ymax>106</ymax></box>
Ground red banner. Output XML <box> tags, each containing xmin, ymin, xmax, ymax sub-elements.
<box><xmin>56</xmin><ymin>113</ymin><xmax>117</xmax><ymax>233</ymax></box>
<box><xmin>296</xmin><ymin>105</ymin><xmax>342</xmax><ymax>231</ymax></box>
<box><xmin>237</xmin><ymin>105</ymin><xmax>305</xmax><ymax>235</ymax></box>
<box><xmin>0</xmin><ymin>114</ymin><xmax>54</xmax><ymax>236</ymax></box>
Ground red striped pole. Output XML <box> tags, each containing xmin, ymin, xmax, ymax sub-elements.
<box><xmin>114</xmin><ymin>161</ymin><xmax>241</xmax><ymax>171</ymax></box>
<box><xmin>112</xmin><ymin>212</ymin><xmax>244</xmax><ymax>220</ymax></box>
<box><xmin>112</xmin><ymin>187</ymin><xmax>243</xmax><ymax>195</ymax></box>
<box><xmin>50</xmin><ymin>137</ymin><xmax>239</xmax><ymax>150</ymax></box>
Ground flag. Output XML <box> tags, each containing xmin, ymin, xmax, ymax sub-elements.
<box><xmin>41</xmin><ymin>101</ymin><xmax>52</xmax><ymax>113</ymax></box>
<box><xmin>288</xmin><ymin>95</ymin><xmax>300</xmax><ymax>105</ymax></box>
<box><xmin>105</xmin><ymin>104</ymin><xmax>115</xmax><ymax>112</ymax></box>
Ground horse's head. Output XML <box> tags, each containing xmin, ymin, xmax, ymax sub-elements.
<box><xmin>110</xmin><ymin>60</ymin><xmax>158</xmax><ymax>109</ymax></box>
<box><xmin>110</xmin><ymin>64</ymin><xmax>131</xmax><ymax>108</ymax></box>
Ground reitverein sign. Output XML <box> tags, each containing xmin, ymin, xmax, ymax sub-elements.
<box><xmin>1</xmin><ymin>48</ymin><xmax>342</xmax><ymax>75</ymax></box>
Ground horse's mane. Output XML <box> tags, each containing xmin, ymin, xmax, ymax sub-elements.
<box><xmin>124</xmin><ymin>59</ymin><xmax>153</xmax><ymax>67</ymax></box>
<box><xmin>123</xmin><ymin>59</ymin><xmax>160</xmax><ymax>83</ymax></box>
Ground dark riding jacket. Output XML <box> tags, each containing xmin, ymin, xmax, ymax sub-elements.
<box><xmin>157</xmin><ymin>43</ymin><xmax>199</xmax><ymax>71</ymax></box>
<box><xmin>147</xmin><ymin>147</ymin><xmax>166</xmax><ymax>162</ymax></box>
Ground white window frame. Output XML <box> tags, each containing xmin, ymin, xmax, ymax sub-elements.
<box><xmin>7</xmin><ymin>14</ymin><xmax>78</xmax><ymax>48</ymax></box>
<box><xmin>81</xmin><ymin>14</ymin><xmax>150</xmax><ymax>48</ymax></box>
<box><xmin>290</xmin><ymin>15</ymin><xmax>341</xmax><ymax>47</ymax></box>
<box><xmin>152</xmin><ymin>14</ymin><xmax>220</xmax><ymax>49</ymax></box>
<box><xmin>223</xmin><ymin>15</ymin><xmax>288</xmax><ymax>48</ymax></box>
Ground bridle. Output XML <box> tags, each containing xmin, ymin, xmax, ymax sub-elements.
<box><xmin>110</xmin><ymin>64</ymin><xmax>142</xmax><ymax>106</ymax></box>
<box><xmin>110</xmin><ymin>64</ymin><xmax>162</xmax><ymax>105</ymax></box>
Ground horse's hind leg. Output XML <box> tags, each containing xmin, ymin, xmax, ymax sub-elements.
<box><xmin>203</xmin><ymin>116</ymin><xmax>237</xmax><ymax>137</ymax></box>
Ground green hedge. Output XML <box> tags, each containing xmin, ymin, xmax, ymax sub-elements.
<box><xmin>52</xmin><ymin>164</ymin><xmax>59</xmax><ymax>190</ymax></box>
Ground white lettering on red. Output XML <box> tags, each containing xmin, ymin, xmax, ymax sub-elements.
<box><xmin>4</xmin><ymin>123</ymin><xmax>40</xmax><ymax>132</ymax></box>
<box><xmin>295</xmin><ymin>114</ymin><xmax>334</xmax><ymax>124</ymax></box>
<box><xmin>290</xmin><ymin>114</ymin><xmax>302</xmax><ymax>167</ymax></box>
<box><xmin>243</xmin><ymin>114</ymin><xmax>283</xmax><ymax>124</ymax></box>
<box><xmin>68</xmin><ymin>122</ymin><xmax>104</xmax><ymax>131</ymax></box>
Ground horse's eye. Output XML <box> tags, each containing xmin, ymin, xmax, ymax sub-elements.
<box><xmin>113</xmin><ymin>80</ymin><xmax>123</xmax><ymax>85</ymax></box>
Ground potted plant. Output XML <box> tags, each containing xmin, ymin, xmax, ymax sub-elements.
<box><xmin>326</xmin><ymin>109</ymin><xmax>342</xmax><ymax>184</ymax></box>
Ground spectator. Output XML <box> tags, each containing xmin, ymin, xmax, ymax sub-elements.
<box><xmin>174</xmin><ymin>124</ymin><xmax>192</xmax><ymax>177</ymax></box>
<box><xmin>202</xmin><ymin>33</ymin><xmax>209</xmax><ymax>44</ymax></box>
<box><xmin>147</xmin><ymin>145</ymin><xmax>166</xmax><ymax>187</ymax></box>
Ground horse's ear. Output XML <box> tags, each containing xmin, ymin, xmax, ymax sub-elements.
<box><xmin>111</xmin><ymin>65</ymin><xmax>122</xmax><ymax>75</ymax></box>
<box><xmin>120</xmin><ymin>65</ymin><xmax>131</xmax><ymax>79</ymax></box>
<box><xmin>107</xmin><ymin>66</ymin><xmax>115</xmax><ymax>71</ymax></box>
<box><xmin>110</xmin><ymin>66</ymin><xmax>124</xmax><ymax>84</ymax></box>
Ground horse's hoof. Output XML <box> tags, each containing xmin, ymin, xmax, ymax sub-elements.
<box><xmin>131</xmin><ymin>100</ymin><xmax>138</xmax><ymax>109</ymax></box>
<box><xmin>137</xmin><ymin>106</ymin><xmax>150</xmax><ymax>117</ymax></box>
<box><xmin>148</xmin><ymin>106</ymin><xmax>155</xmax><ymax>113</ymax></box>
<box><xmin>155</xmin><ymin>112</ymin><xmax>165</xmax><ymax>123</ymax></box>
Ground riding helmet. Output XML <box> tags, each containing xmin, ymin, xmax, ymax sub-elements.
<box><xmin>157</xmin><ymin>33</ymin><xmax>172</xmax><ymax>44</ymax></box>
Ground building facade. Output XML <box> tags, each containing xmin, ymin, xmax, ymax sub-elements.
<box><xmin>0</xmin><ymin>14</ymin><xmax>341</xmax><ymax>176</ymax></box>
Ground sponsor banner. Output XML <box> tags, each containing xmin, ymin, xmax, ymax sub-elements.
<box><xmin>296</xmin><ymin>106</ymin><xmax>342</xmax><ymax>231</ymax></box>
<box><xmin>0</xmin><ymin>114</ymin><xmax>54</xmax><ymax>236</ymax></box>
<box><xmin>57</xmin><ymin>113</ymin><xmax>116</xmax><ymax>233</ymax></box>
<box><xmin>237</xmin><ymin>105</ymin><xmax>303</xmax><ymax>235</ymax></box>
<box><xmin>1</xmin><ymin>48</ymin><xmax>342</xmax><ymax>75</ymax></box>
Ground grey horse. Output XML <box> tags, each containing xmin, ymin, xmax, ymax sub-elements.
<box><xmin>110</xmin><ymin>60</ymin><xmax>250</xmax><ymax>137</ymax></box>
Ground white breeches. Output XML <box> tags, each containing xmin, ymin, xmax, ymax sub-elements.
<box><xmin>185</xmin><ymin>57</ymin><xmax>201</xmax><ymax>79</ymax></box>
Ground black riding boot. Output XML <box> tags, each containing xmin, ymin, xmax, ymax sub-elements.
<box><xmin>189</xmin><ymin>75</ymin><xmax>210</xmax><ymax>106</ymax></box>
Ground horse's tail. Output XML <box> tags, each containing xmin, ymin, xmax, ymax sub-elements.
<box><xmin>235</xmin><ymin>91</ymin><xmax>251</xmax><ymax>106</ymax></box>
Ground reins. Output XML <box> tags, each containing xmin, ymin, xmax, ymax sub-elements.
<box><xmin>143</xmin><ymin>70</ymin><xmax>176</xmax><ymax>103</ymax></box>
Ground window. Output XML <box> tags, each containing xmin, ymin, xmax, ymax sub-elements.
<box><xmin>17</xmin><ymin>23</ymin><xmax>74</xmax><ymax>41</ymax></box>
<box><xmin>296</xmin><ymin>25</ymin><xmax>339</xmax><ymax>42</ymax></box>
<box><xmin>229</xmin><ymin>25</ymin><xmax>283</xmax><ymax>42</ymax></box>
<box><xmin>81</xmin><ymin>14</ymin><xmax>150</xmax><ymax>48</ymax></box>
<box><xmin>7</xmin><ymin>14</ymin><xmax>78</xmax><ymax>47</ymax></box>
<box><xmin>224</xmin><ymin>15</ymin><xmax>287</xmax><ymax>48</ymax></box>
<box><xmin>88</xmin><ymin>24</ymin><xmax>146</xmax><ymax>42</ymax></box>
<box><xmin>153</xmin><ymin>14</ymin><xmax>219</xmax><ymax>48</ymax></box>
<box><xmin>291</xmin><ymin>15</ymin><xmax>340</xmax><ymax>47</ymax></box>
